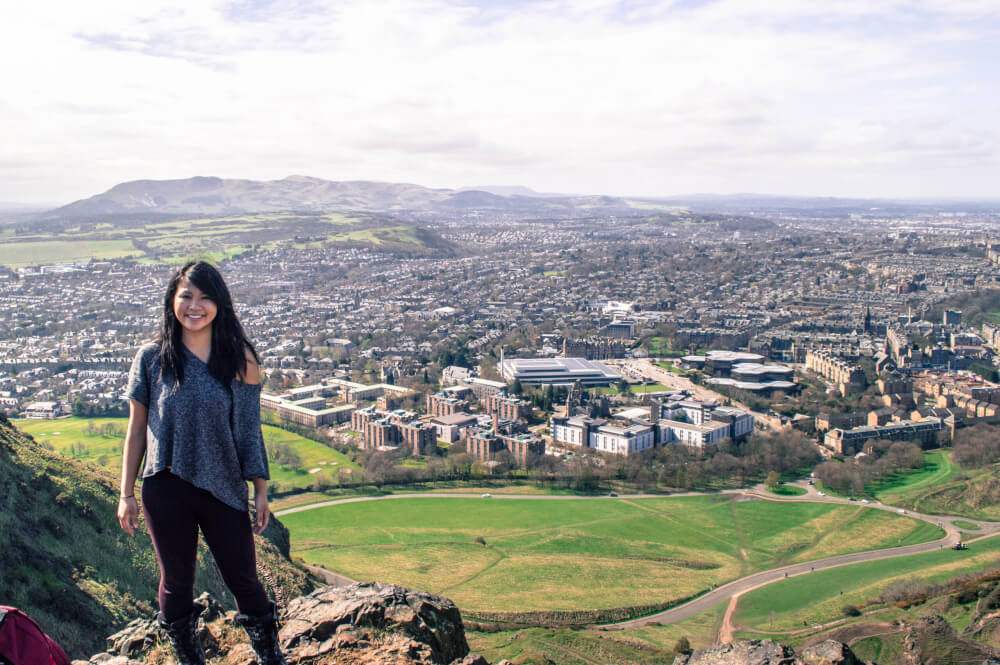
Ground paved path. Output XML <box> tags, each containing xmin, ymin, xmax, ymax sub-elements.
<box><xmin>274</xmin><ymin>487</ymin><xmax>1000</xmax><ymax>634</ymax></box>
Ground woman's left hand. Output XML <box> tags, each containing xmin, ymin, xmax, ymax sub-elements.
<box><xmin>254</xmin><ymin>491</ymin><xmax>270</xmax><ymax>534</ymax></box>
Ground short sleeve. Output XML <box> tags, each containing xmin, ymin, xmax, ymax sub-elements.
<box><xmin>125</xmin><ymin>346</ymin><xmax>153</xmax><ymax>407</ymax></box>
<box><xmin>232</xmin><ymin>381</ymin><xmax>270</xmax><ymax>480</ymax></box>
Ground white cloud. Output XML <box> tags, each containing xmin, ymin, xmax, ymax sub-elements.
<box><xmin>0</xmin><ymin>0</ymin><xmax>997</xmax><ymax>202</ymax></box>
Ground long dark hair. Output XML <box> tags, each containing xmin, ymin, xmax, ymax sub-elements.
<box><xmin>157</xmin><ymin>261</ymin><xmax>258</xmax><ymax>385</ymax></box>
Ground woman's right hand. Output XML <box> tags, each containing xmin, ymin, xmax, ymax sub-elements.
<box><xmin>117</xmin><ymin>496</ymin><xmax>140</xmax><ymax>536</ymax></box>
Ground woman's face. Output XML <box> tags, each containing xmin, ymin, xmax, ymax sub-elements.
<box><xmin>173</xmin><ymin>277</ymin><xmax>218</xmax><ymax>335</ymax></box>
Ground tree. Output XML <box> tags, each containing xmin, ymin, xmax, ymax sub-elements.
<box><xmin>765</xmin><ymin>470</ymin><xmax>781</xmax><ymax>491</ymax></box>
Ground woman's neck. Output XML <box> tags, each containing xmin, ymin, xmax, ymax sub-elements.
<box><xmin>181</xmin><ymin>329</ymin><xmax>212</xmax><ymax>362</ymax></box>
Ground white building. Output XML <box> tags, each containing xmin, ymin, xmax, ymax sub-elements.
<box><xmin>589</xmin><ymin>422</ymin><xmax>655</xmax><ymax>456</ymax></box>
<box><xmin>658</xmin><ymin>419</ymin><xmax>731</xmax><ymax>449</ymax></box>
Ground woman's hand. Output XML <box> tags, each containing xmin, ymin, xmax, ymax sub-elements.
<box><xmin>118</xmin><ymin>496</ymin><xmax>140</xmax><ymax>536</ymax></box>
<box><xmin>253</xmin><ymin>492</ymin><xmax>270</xmax><ymax>534</ymax></box>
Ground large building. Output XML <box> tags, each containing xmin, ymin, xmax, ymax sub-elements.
<box><xmin>824</xmin><ymin>418</ymin><xmax>944</xmax><ymax>455</ymax></box>
<box><xmin>500</xmin><ymin>357</ymin><xmax>621</xmax><ymax>386</ymax></box>
<box><xmin>805</xmin><ymin>349</ymin><xmax>867</xmax><ymax>394</ymax></box>
<box><xmin>550</xmin><ymin>393</ymin><xmax>753</xmax><ymax>455</ymax></box>
<box><xmin>351</xmin><ymin>406</ymin><xmax>437</xmax><ymax>455</ymax></box>
<box><xmin>483</xmin><ymin>392</ymin><xmax>533</xmax><ymax>421</ymax></box>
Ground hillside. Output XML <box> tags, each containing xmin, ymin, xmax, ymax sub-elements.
<box><xmin>42</xmin><ymin>175</ymin><xmax>639</xmax><ymax>220</ymax></box>
<box><xmin>0</xmin><ymin>414</ymin><xmax>315</xmax><ymax>660</ymax></box>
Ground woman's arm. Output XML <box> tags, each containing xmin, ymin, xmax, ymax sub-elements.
<box><xmin>117</xmin><ymin>399</ymin><xmax>147</xmax><ymax>536</ymax></box>
<box><xmin>252</xmin><ymin>477</ymin><xmax>269</xmax><ymax>534</ymax></box>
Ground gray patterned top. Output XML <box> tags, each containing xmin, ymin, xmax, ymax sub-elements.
<box><xmin>125</xmin><ymin>342</ymin><xmax>270</xmax><ymax>511</ymax></box>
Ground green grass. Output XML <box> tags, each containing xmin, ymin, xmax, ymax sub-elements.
<box><xmin>13</xmin><ymin>417</ymin><xmax>357</xmax><ymax>489</ymax></box>
<box><xmin>953</xmin><ymin>520</ymin><xmax>981</xmax><ymax>531</ymax></box>
<box><xmin>0</xmin><ymin>239</ymin><xmax>142</xmax><ymax>267</ymax></box>
<box><xmin>281</xmin><ymin>495</ymin><xmax>942</xmax><ymax>615</ymax></box>
<box><xmin>872</xmin><ymin>449</ymin><xmax>954</xmax><ymax>503</ymax></box>
<box><xmin>734</xmin><ymin>533</ymin><xmax>1000</xmax><ymax>633</ymax></box>
<box><xmin>872</xmin><ymin>450</ymin><xmax>1000</xmax><ymax>520</ymax></box>
<box><xmin>768</xmin><ymin>484</ymin><xmax>807</xmax><ymax>496</ymax></box>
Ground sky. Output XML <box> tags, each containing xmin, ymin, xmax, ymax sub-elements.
<box><xmin>2</xmin><ymin>0</ymin><xmax>999</xmax><ymax>205</ymax></box>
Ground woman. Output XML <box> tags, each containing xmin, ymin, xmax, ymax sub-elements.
<box><xmin>117</xmin><ymin>261</ymin><xmax>286</xmax><ymax>665</ymax></box>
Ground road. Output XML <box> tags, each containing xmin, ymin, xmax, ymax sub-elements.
<box><xmin>275</xmin><ymin>487</ymin><xmax>1000</xmax><ymax>636</ymax></box>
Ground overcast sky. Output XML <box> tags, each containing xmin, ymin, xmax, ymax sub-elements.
<box><xmin>2</xmin><ymin>0</ymin><xmax>998</xmax><ymax>204</ymax></box>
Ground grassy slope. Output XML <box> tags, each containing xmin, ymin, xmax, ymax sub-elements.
<box><xmin>13</xmin><ymin>416</ymin><xmax>358</xmax><ymax>490</ymax></box>
<box><xmin>281</xmin><ymin>495</ymin><xmax>941</xmax><ymax>615</ymax></box>
<box><xmin>734</xmin><ymin>533</ymin><xmax>1000</xmax><ymax>633</ymax></box>
<box><xmin>871</xmin><ymin>449</ymin><xmax>1000</xmax><ymax>520</ymax></box>
<box><xmin>0</xmin><ymin>417</ymin><xmax>314</xmax><ymax>660</ymax></box>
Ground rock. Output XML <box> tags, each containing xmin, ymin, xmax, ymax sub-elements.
<box><xmin>195</xmin><ymin>591</ymin><xmax>226</xmax><ymax>622</ymax></box>
<box><xmin>800</xmin><ymin>640</ymin><xmax>863</xmax><ymax>665</ymax></box>
<box><xmin>451</xmin><ymin>655</ymin><xmax>490</xmax><ymax>665</ymax></box>
<box><xmin>84</xmin><ymin>656</ymin><xmax>144</xmax><ymax>665</ymax></box>
<box><xmin>281</xmin><ymin>582</ymin><xmax>469</xmax><ymax>664</ymax></box>
<box><xmin>104</xmin><ymin>616</ymin><xmax>158</xmax><ymax>658</ymax></box>
<box><xmin>673</xmin><ymin>639</ymin><xmax>801</xmax><ymax>665</ymax></box>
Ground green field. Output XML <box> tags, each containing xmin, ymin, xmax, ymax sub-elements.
<box><xmin>734</xmin><ymin>533</ymin><xmax>1000</xmax><ymax>634</ymax></box>
<box><xmin>0</xmin><ymin>239</ymin><xmax>142</xmax><ymax>267</ymax></box>
<box><xmin>466</xmin><ymin>603</ymin><xmax>728</xmax><ymax>665</ymax></box>
<box><xmin>768</xmin><ymin>484</ymin><xmax>808</xmax><ymax>496</ymax></box>
<box><xmin>281</xmin><ymin>495</ymin><xmax>943</xmax><ymax>615</ymax></box>
<box><xmin>12</xmin><ymin>417</ymin><xmax>357</xmax><ymax>489</ymax></box>
<box><xmin>0</xmin><ymin>212</ymin><xmax>433</xmax><ymax>267</ymax></box>
<box><xmin>870</xmin><ymin>449</ymin><xmax>1000</xmax><ymax>520</ymax></box>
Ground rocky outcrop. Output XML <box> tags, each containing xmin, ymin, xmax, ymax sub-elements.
<box><xmin>281</xmin><ymin>583</ymin><xmax>469</xmax><ymax>665</ymax></box>
<box><xmin>672</xmin><ymin>639</ymin><xmax>867</xmax><ymax>665</ymax></box>
<box><xmin>900</xmin><ymin>615</ymin><xmax>1000</xmax><ymax>665</ymax></box>
<box><xmin>77</xmin><ymin>584</ymin><xmax>477</xmax><ymax>665</ymax></box>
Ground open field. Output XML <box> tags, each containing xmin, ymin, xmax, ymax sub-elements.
<box><xmin>12</xmin><ymin>417</ymin><xmax>357</xmax><ymax>489</ymax></box>
<box><xmin>0</xmin><ymin>239</ymin><xmax>142</xmax><ymax>267</ymax></box>
<box><xmin>733</xmin><ymin>533</ymin><xmax>1000</xmax><ymax>634</ymax></box>
<box><xmin>870</xmin><ymin>449</ymin><xmax>1000</xmax><ymax>520</ymax></box>
<box><xmin>466</xmin><ymin>603</ymin><xmax>727</xmax><ymax>665</ymax></box>
<box><xmin>281</xmin><ymin>495</ymin><xmax>942</xmax><ymax>614</ymax></box>
<box><xmin>0</xmin><ymin>211</ymin><xmax>434</xmax><ymax>267</ymax></box>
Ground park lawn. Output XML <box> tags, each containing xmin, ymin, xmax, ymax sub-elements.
<box><xmin>734</xmin><ymin>533</ymin><xmax>1000</xmax><ymax>633</ymax></box>
<box><xmin>0</xmin><ymin>239</ymin><xmax>142</xmax><ymax>267</ymax></box>
<box><xmin>768</xmin><ymin>484</ymin><xmax>807</xmax><ymax>496</ymax></box>
<box><xmin>872</xmin><ymin>449</ymin><xmax>1000</xmax><ymax>520</ymax></box>
<box><xmin>619</xmin><ymin>600</ymin><xmax>728</xmax><ymax>652</ymax></box>
<box><xmin>468</xmin><ymin>626</ymin><xmax>674</xmax><ymax>665</ymax></box>
<box><xmin>14</xmin><ymin>417</ymin><xmax>128</xmax><ymax>464</ymax></box>
<box><xmin>281</xmin><ymin>495</ymin><xmax>942</xmax><ymax>614</ymax></box>
<box><xmin>11</xmin><ymin>417</ymin><xmax>354</xmax><ymax>489</ymax></box>
<box><xmin>872</xmin><ymin>449</ymin><xmax>954</xmax><ymax>504</ymax></box>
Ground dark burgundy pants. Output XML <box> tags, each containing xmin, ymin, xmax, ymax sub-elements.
<box><xmin>141</xmin><ymin>471</ymin><xmax>271</xmax><ymax>622</ymax></box>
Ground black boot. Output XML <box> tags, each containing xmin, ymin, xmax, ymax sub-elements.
<box><xmin>158</xmin><ymin>602</ymin><xmax>207</xmax><ymax>665</ymax></box>
<box><xmin>234</xmin><ymin>601</ymin><xmax>287</xmax><ymax>665</ymax></box>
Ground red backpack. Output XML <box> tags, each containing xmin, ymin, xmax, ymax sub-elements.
<box><xmin>0</xmin><ymin>607</ymin><xmax>71</xmax><ymax>665</ymax></box>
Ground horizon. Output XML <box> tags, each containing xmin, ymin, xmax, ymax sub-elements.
<box><xmin>3</xmin><ymin>1</ymin><xmax>998</xmax><ymax>204</ymax></box>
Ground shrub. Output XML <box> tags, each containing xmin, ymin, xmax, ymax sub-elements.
<box><xmin>673</xmin><ymin>637</ymin><xmax>692</xmax><ymax>655</ymax></box>
<box><xmin>842</xmin><ymin>605</ymin><xmax>862</xmax><ymax>617</ymax></box>
<box><xmin>953</xmin><ymin>587</ymin><xmax>979</xmax><ymax>605</ymax></box>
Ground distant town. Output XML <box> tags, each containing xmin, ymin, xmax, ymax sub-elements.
<box><xmin>4</xmin><ymin>206</ymin><xmax>1000</xmax><ymax>484</ymax></box>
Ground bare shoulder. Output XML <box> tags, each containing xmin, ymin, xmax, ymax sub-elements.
<box><xmin>239</xmin><ymin>346</ymin><xmax>261</xmax><ymax>385</ymax></box>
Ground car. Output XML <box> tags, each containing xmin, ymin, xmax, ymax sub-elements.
<box><xmin>860</xmin><ymin>499</ymin><xmax>870</xmax><ymax>504</ymax></box>
<box><xmin>608</xmin><ymin>492</ymin><xmax>617</xmax><ymax>497</ymax></box>
<box><xmin>897</xmin><ymin>508</ymin><xmax>905</xmax><ymax>514</ymax></box>
<box><xmin>817</xmin><ymin>492</ymin><xmax>825</xmax><ymax>496</ymax></box>
<box><xmin>481</xmin><ymin>493</ymin><xmax>491</xmax><ymax>498</ymax></box>
<box><xmin>848</xmin><ymin>497</ymin><xmax>856</xmax><ymax>501</ymax></box>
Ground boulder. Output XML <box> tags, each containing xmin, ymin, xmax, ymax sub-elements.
<box><xmin>673</xmin><ymin>639</ymin><xmax>802</xmax><ymax>665</ymax></box>
<box><xmin>280</xmin><ymin>582</ymin><xmax>469</xmax><ymax>664</ymax></box>
<box><xmin>800</xmin><ymin>640</ymin><xmax>864</xmax><ymax>665</ymax></box>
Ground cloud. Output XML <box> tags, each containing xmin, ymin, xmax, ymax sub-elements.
<box><xmin>0</xmin><ymin>0</ymin><xmax>997</xmax><ymax>202</ymax></box>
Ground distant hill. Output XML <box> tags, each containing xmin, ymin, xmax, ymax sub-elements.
<box><xmin>0</xmin><ymin>414</ymin><xmax>314</xmax><ymax>659</ymax></box>
<box><xmin>43</xmin><ymin>175</ymin><xmax>638</xmax><ymax>220</ymax></box>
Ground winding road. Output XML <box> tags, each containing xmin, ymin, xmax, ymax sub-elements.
<box><xmin>274</xmin><ymin>485</ymin><xmax>1000</xmax><ymax>637</ymax></box>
